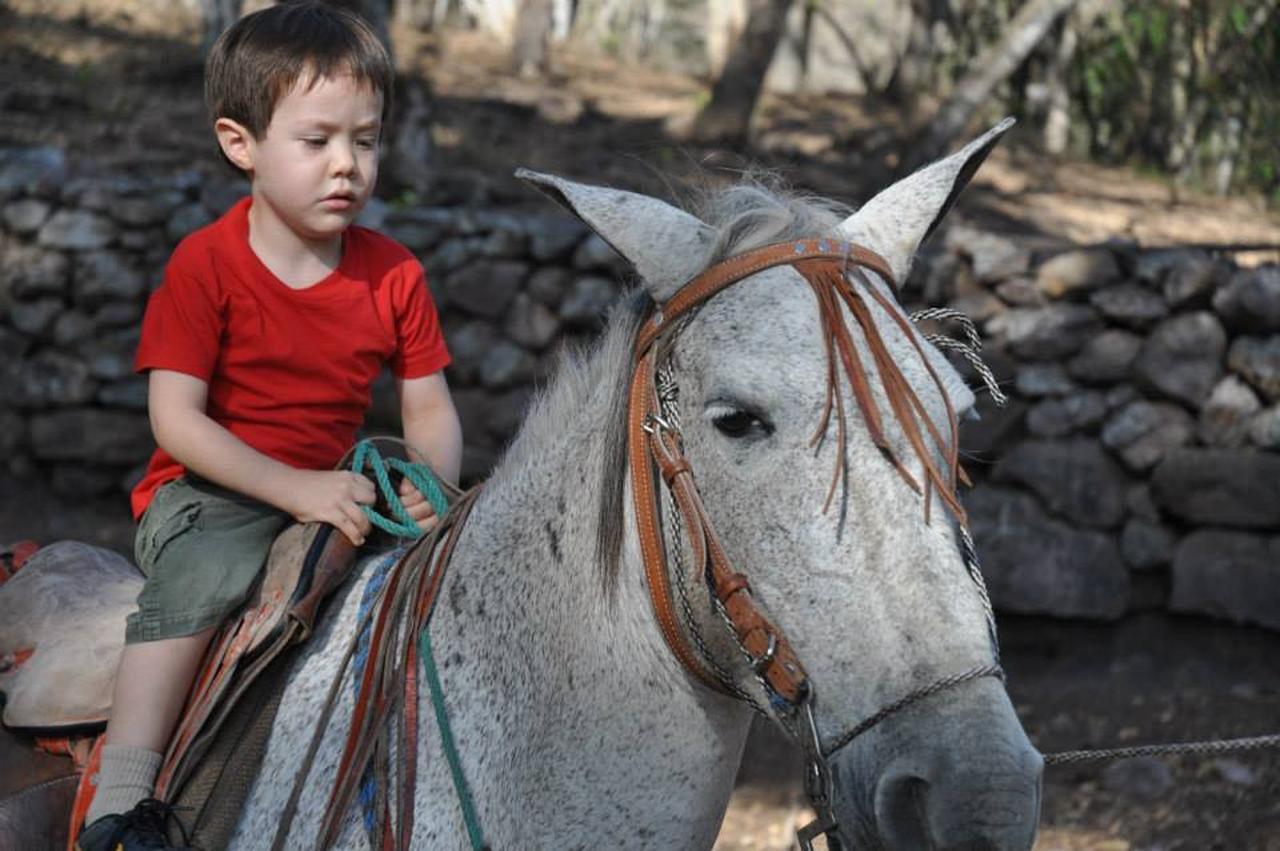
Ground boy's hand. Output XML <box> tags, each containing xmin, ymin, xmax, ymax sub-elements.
<box><xmin>287</xmin><ymin>470</ymin><xmax>377</xmax><ymax>547</ymax></box>
<box><xmin>398</xmin><ymin>477</ymin><xmax>440</xmax><ymax>534</ymax></box>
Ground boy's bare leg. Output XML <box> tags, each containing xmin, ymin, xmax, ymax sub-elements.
<box><xmin>106</xmin><ymin>628</ymin><xmax>215</xmax><ymax>751</ymax></box>
<box><xmin>84</xmin><ymin>628</ymin><xmax>215</xmax><ymax>824</ymax></box>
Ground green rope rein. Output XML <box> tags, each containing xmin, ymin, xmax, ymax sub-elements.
<box><xmin>420</xmin><ymin>627</ymin><xmax>489</xmax><ymax>851</ymax></box>
<box><xmin>348</xmin><ymin>439</ymin><xmax>487</xmax><ymax>850</ymax></box>
<box><xmin>350</xmin><ymin>439</ymin><xmax>450</xmax><ymax>538</ymax></box>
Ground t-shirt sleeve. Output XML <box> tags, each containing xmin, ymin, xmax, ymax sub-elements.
<box><xmin>133</xmin><ymin>252</ymin><xmax>223</xmax><ymax>380</ymax></box>
<box><xmin>391</xmin><ymin>260</ymin><xmax>451</xmax><ymax>379</ymax></box>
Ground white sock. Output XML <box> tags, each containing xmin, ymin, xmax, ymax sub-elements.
<box><xmin>84</xmin><ymin>744</ymin><xmax>163</xmax><ymax>825</ymax></box>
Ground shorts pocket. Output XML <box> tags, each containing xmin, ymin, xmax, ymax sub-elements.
<box><xmin>138</xmin><ymin>501</ymin><xmax>203</xmax><ymax>574</ymax></box>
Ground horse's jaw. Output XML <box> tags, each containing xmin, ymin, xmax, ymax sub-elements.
<box><xmin>829</xmin><ymin>677</ymin><xmax>1042</xmax><ymax>851</ymax></box>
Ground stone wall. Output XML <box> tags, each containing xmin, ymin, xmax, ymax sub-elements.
<box><xmin>930</xmin><ymin>225</ymin><xmax>1280</xmax><ymax>632</ymax></box>
<box><xmin>2</xmin><ymin>147</ymin><xmax>1277</xmax><ymax>630</ymax></box>
<box><xmin>0</xmin><ymin>147</ymin><xmax>622</xmax><ymax>495</ymax></box>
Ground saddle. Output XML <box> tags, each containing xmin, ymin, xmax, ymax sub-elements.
<box><xmin>0</xmin><ymin>522</ymin><xmax>359</xmax><ymax>848</ymax></box>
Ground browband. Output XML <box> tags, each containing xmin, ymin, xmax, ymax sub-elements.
<box><xmin>635</xmin><ymin>238</ymin><xmax>896</xmax><ymax>356</ymax></box>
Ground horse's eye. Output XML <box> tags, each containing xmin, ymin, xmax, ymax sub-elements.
<box><xmin>712</xmin><ymin>410</ymin><xmax>772</xmax><ymax>439</ymax></box>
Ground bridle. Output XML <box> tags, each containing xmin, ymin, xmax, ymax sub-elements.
<box><xmin>626</xmin><ymin>237</ymin><xmax>1006</xmax><ymax>850</ymax></box>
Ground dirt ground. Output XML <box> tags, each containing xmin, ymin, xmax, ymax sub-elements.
<box><xmin>718</xmin><ymin>614</ymin><xmax>1280</xmax><ymax>851</ymax></box>
<box><xmin>2</xmin><ymin>4</ymin><xmax>1280</xmax><ymax>849</ymax></box>
<box><xmin>4</xmin><ymin>1</ymin><xmax>1280</xmax><ymax>251</ymax></box>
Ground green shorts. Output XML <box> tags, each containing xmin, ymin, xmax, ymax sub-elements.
<box><xmin>126</xmin><ymin>477</ymin><xmax>289</xmax><ymax>644</ymax></box>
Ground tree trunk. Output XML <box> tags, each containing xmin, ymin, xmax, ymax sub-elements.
<box><xmin>705</xmin><ymin>0</ymin><xmax>748</xmax><ymax>79</ymax></box>
<box><xmin>901</xmin><ymin>0</ymin><xmax>1081</xmax><ymax>172</ymax></box>
<box><xmin>199</xmin><ymin>0</ymin><xmax>243</xmax><ymax>57</ymax></box>
<box><xmin>394</xmin><ymin>0</ymin><xmax>440</xmax><ymax>30</ymax></box>
<box><xmin>1163</xmin><ymin>6</ymin><xmax>1195</xmax><ymax>173</ymax></box>
<box><xmin>511</xmin><ymin>0</ymin><xmax>554</xmax><ymax>76</ymax></box>
<box><xmin>690</xmin><ymin>0</ymin><xmax>794</xmax><ymax>144</ymax></box>
<box><xmin>384</xmin><ymin>73</ymin><xmax>435</xmax><ymax>198</ymax></box>
<box><xmin>884</xmin><ymin>0</ymin><xmax>941</xmax><ymax>105</ymax></box>
<box><xmin>1213</xmin><ymin>113</ymin><xmax>1244</xmax><ymax>196</ymax></box>
<box><xmin>1042</xmin><ymin>14</ymin><xmax>1077</xmax><ymax>155</ymax></box>
<box><xmin>550</xmin><ymin>0</ymin><xmax>575</xmax><ymax>40</ymax></box>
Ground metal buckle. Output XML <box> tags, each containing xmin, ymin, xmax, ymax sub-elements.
<box><xmin>642</xmin><ymin>413</ymin><xmax>674</xmax><ymax>436</ymax></box>
<box><xmin>796</xmin><ymin>697</ymin><xmax>845</xmax><ymax>851</ymax></box>
<box><xmin>749</xmin><ymin>633</ymin><xmax>777</xmax><ymax>675</ymax></box>
<box><xmin>797</xmin><ymin>814</ymin><xmax>843</xmax><ymax>851</ymax></box>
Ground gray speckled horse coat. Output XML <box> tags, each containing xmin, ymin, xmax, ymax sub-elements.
<box><xmin>231</xmin><ymin>120</ymin><xmax>1042</xmax><ymax>850</ymax></box>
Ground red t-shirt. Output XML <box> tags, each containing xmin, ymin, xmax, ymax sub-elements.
<box><xmin>130</xmin><ymin>197</ymin><xmax>450</xmax><ymax>519</ymax></box>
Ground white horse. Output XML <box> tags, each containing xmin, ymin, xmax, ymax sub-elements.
<box><xmin>227</xmin><ymin>118</ymin><xmax>1040</xmax><ymax>850</ymax></box>
<box><xmin>0</xmin><ymin>117</ymin><xmax>1039</xmax><ymax>849</ymax></box>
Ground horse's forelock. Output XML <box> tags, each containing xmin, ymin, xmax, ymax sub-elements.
<box><xmin>690</xmin><ymin>176</ymin><xmax>854</xmax><ymax>261</ymax></box>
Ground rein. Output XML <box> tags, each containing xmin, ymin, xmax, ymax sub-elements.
<box><xmin>627</xmin><ymin>238</ymin><xmax>1006</xmax><ymax>851</ymax></box>
<box><xmin>270</xmin><ymin>446</ymin><xmax>484</xmax><ymax>851</ymax></box>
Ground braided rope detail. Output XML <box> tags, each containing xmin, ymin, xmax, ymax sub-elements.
<box><xmin>1044</xmin><ymin>734</ymin><xmax>1280</xmax><ymax>765</ymax></box>
<box><xmin>910</xmin><ymin>307</ymin><xmax>1008</xmax><ymax>407</ymax></box>
<box><xmin>822</xmin><ymin>664</ymin><xmax>1006</xmax><ymax>758</ymax></box>
<box><xmin>958</xmin><ymin>523</ymin><xmax>1001</xmax><ymax>665</ymax></box>
<box><xmin>655</xmin><ymin>361</ymin><xmax>762</xmax><ymax>711</ymax></box>
<box><xmin>655</xmin><ymin>359</ymin><xmax>805</xmax><ymax>717</ymax></box>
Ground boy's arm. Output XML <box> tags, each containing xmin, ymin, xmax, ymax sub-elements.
<box><xmin>396</xmin><ymin>372</ymin><xmax>464</xmax><ymax>530</ymax></box>
<box><xmin>149</xmin><ymin>369</ymin><xmax>376</xmax><ymax>546</ymax></box>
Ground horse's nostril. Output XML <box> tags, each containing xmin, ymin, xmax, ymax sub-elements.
<box><xmin>871</xmin><ymin>757</ymin><xmax>1039</xmax><ymax>851</ymax></box>
<box><xmin>875</xmin><ymin>772</ymin><xmax>932</xmax><ymax>850</ymax></box>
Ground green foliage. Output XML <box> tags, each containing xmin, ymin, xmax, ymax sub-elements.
<box><xmin>910</xmin><ymin>0</ymin><xmax>1276</xmax><ymax>200</ymax></box>
<box><xmin>1063</xmin><ymin>0</ymin><xmax>1279</xmax><ymax>200</ymax></box>
<box><xmin>391</xmin><ymin>190</ymin><xmax>422</xmax><ymax>210</ymax></box>
<box><xmin>1230</xmin><ymin>3</ymin><xmax>1251</xmax><ymax>33</ymax></box>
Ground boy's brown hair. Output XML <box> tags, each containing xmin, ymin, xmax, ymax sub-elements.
<box><xmin>205</xmin><ymin>1</ymin><xmax>394</xmax><ymax>141</ymax></box>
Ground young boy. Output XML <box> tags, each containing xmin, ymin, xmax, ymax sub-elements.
<box><xmin>77</xmin><ymin>4</ymin><xmax>463</xmax><ymax>849</ymax></box>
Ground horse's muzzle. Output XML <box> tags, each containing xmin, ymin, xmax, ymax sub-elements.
<box><xmin>830</xmin><ymin>677</ymin><xmax>1042</xmax><ymax>850</ymax></box>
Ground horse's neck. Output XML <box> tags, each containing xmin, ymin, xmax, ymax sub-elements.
<box><xmin>423</xmin><ymin>346</ymin><xmax>754</xmax><ymax>847</ymax></box>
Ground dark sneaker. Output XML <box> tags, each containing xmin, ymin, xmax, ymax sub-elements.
<box><xmin>76</xmin><ymin>799</ymin><xmax>193</xmax><ymax>851</ymax></box>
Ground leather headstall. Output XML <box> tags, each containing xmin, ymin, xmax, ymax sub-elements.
<box><xmin>626</xmin><ymin>238</ymin><xmax>898</xmax><ymax>710</ymax></box>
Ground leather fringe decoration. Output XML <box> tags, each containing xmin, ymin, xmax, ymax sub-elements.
<box><xmin>795</xmin><ymin>258</ymin><xmax>967</xmax><ymax>529</ymax></box>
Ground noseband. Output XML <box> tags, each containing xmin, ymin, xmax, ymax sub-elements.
<box><xmin>626</xmin><ymin>238</ymin><xmax>1004</xmax><ymax>850</ymax></box>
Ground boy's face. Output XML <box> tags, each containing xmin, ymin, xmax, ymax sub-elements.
<box><xmin>229</xmin><ymin>73</ymin><xmax>383</xmax><ymax>246</ymax></box>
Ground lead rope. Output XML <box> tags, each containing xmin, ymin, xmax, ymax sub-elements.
<box><xmin>369</xmin><ymin>441</ymin><xmax>490</xmax><ymax>851</ymax></box>
<box><xmin>901</xmin><ymin>320</ymin><xmax>1280</xmax><ymax>769</ymax></box>
<box><xmin>1044</xmin><ymin>734</ymin><xmax>1280</xmax><ymax>765</ymax></box>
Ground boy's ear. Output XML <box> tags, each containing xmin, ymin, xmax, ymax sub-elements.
<box><xmin>214</xmin><ymin>118</ymin><xmax>256</xmax><ymax>173</ymax></box>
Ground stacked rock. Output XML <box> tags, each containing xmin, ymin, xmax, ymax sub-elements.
<box><xmin>927</xmin><ymin>223</ymin><xmax>1280</xmax><ymax>631</ymax></box>
<box><xmin>2</xmin><ymin>146</ymin><xmax>1276</xmax><ymax>630</ymax></box>
<box><xmin>0</xmin><ymin>147</ymin><xmax>628</xmax><ymax>502</ymax></box>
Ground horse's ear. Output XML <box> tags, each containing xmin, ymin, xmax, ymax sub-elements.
<box><xmin>515</xmin><ymin>169</ymin><xmax>717</xmax><ymax>302</ymax></box>
<box><xmin>840</xmin><ymin>118</ymin><xmax>1015</xmax><ymax>286</ymax></box>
